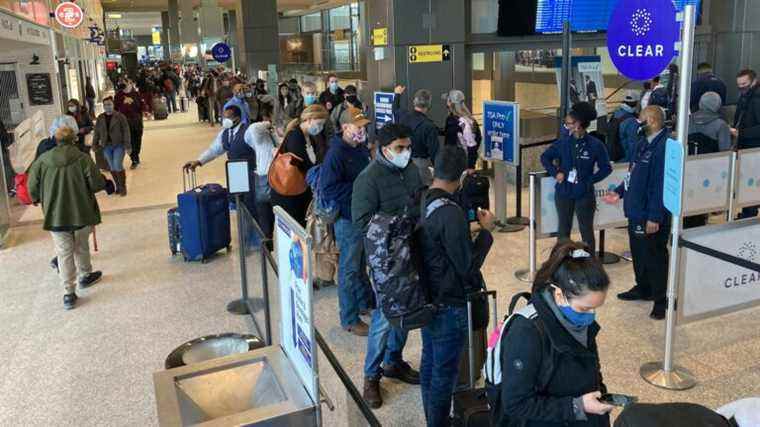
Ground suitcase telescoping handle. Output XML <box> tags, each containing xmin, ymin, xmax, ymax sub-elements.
<box><xmin>182</xmin><ymin>168</ymin><xmax>197</xmax><ymax>192</ymax></box>
<box><xmin>466</xmin><ymin>290</ymin><xmax>497</xmax><ymax>389</ymax></box>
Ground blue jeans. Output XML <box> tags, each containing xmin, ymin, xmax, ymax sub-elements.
<box><xmin>166</xmin><ymin>92</ymin><xmax>177</xmax><ymax>113</ymax></box>
<box><xmin>334</xmin><ymin>218</ymin><xmax>371</xmax><ymax>328</ymax></box>
<box><xmin>102</xmin><ymin>145</ymin><xmax>126</xmax><ymax>172</ymax></box>
<box><xmin>364</xmin><ymin>308</ymin><xmax>408</xmax><ymax>379</ymax></box>
<box><xmin>420</xmin><ymin>306</ymin><xmax>468</xmax><ymax>427</ymax></box>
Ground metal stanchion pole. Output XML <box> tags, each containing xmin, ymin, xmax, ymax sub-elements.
<box><xmin>728</xmin><ymin>151</ymin><xmax>738</xmax><ymax>222</ymax></box>
<box><xmin>228</xmin><ymin>194</ymin><xmax>253</xmax><ymax>315</ymax></box>
<box><xmin>640</xmin><ymin>5</ymin><xmax>697</xmax><ymax>391</ymax></box>
<box><xmin>507</xmin><ymin>158</ymin><xmax>530</xmax><ymax>226</ymax></box>
<box><xmin>598</xmin><ymin>229</ymin><xmax>620</xmax><ymax>264</ymax></box>
<box><xmin>515</xmin><ymin>173</ymin><xmax>536</xmax><ymax>282</ymax></box>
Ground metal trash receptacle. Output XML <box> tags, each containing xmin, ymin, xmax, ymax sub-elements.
<box><xmin>165</xmin><ymin>333</ymin><xmax>264</xmax><ymax>369</ymax></box>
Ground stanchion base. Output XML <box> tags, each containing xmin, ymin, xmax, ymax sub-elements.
<box><xmin>599</xmin><ymin>252</ymin><xmax>621</xmax><ymax>265</ymax></box>
<box><xmin>506</xmin><ymin>216</ymin><xmax>530</xmax><ymax>226</ymax></box>
<box><xmin>498</xmin><ymin>223</ymin><xmax>526</xmax><ymax>233</ymax></box>
<box><xmin>515</xmin><ymin>268</ymin><xmax>534</xmax><ymax>283</ymax></box>
<box><xmin>620</xmin><ymin>251</ymin><xmax>633</xmax><ymax>262</ymax></box>
<box><xmin>226</xmin><ymin>298</ymin><xmax>261</xmax><ymax>315</ymax></box>
<box><xmin>640</xmin><ymin>362</ymin><xmax>697</xmax><ymax>390</ymax></box>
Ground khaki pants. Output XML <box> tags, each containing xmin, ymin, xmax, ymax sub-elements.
<box><xmin>50</xmin><ymin>226</ymin><xmax>93</xmax><ymax>294</ymax></box>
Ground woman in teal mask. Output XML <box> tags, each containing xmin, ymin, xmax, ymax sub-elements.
<box><xmin>493</xmin><ymin>241</ymin><xmax>615</xmax><ymax>427</ymax></box>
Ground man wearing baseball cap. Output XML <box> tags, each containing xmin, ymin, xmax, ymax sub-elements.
<box><xmin>608</xmin><ymin>90</ymin><xmax>641</xmax><ymax>163</ymax></box>
<box><xmin>319</xmin><ymin>106</ymin><xmax>374</xmax><ymax>336</ymax></box>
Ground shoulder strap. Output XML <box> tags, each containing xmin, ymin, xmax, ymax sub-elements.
<box><xmin>425</xmin><ymin>196</ymin><xmax>455</xmax><ymax>219</ymax></box>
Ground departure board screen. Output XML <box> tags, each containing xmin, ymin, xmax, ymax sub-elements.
<box><xmin>534</xmin><ymin>0</ymin><xmax>701</xmax><ymax>34</ymax></box>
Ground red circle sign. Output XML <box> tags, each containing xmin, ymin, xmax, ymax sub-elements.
<box><xmin>55</xmin><ymin>2</ymin><xmax>84</xmax><ymax>29</ymax></box>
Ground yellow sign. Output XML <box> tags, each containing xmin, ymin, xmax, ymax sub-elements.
<box><xmin>408</xmin><ymin>44</ymin><xmax>451</xmax><ymax>63</ymax></box>
<box><xmin>373</xmin><ymin>28</ymin><xmax>388</xmax><ymax>46</ymax></box>
<box><xmin>152</xmin><ymin>28</ymin><xmax>161</xmax><ymax>45</ymax></box>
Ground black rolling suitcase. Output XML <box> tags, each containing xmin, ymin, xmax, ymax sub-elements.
<box><xmin>452</xmin><ymin>290</ymin><xmax>497</xmax><ymax>427</ymax></box>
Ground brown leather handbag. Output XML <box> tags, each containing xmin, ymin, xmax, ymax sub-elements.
<box><xmin>268</xmin><ymin>142</ymin><xmax>307</xmax><ymax>196</ymax></box>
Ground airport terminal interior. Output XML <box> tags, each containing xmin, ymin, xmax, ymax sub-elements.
<box><xmin>2</xmin><ymin>0</ymin><xmax>760</xmax><ymax>426</ymax></box>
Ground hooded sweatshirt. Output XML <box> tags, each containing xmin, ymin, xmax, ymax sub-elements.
<box><xmin>688</xmin><ymin>91</ymin><xmax>732</xmax><ymax>151</ymax></box>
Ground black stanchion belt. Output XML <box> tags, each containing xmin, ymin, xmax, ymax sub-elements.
<box><xmin>679</xmin><ymin>237</ymin><xmax>760</xmax><ymax>274</ymax></box>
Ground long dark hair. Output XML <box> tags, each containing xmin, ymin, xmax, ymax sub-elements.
<box><xmin>532</xmin><ymin>241</ymin><xmax>610</xmax><ymax>298</ymax></box>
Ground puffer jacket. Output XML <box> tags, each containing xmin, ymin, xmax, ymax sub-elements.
<box><xmin>92</xmin><ymin>111</ymin><xmax>131</xmax><ymax>151</ymax></box>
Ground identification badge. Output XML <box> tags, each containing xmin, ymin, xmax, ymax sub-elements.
<box><xmin>568</xmin><ymin>169</ymin><xmax>578</xmax><ymax>184</ymax></box>
<box><xmin>624</xmin><ymin>172</ymin><xmax>631</xmax><ymax>191</ymax></box>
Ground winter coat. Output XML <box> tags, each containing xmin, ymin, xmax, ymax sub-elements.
<box><xmin>92</xmin><ymin>112</ymin><xmax>131</xmax><ymax>151</ymax></box>
<box><xmin>319</xmin><ymin>136</ymin><xmax>370</xmax><ymax>221</ymax></box>
<box><xmin>614</xmin><ymin>130</ymin><xmax>668</xmax><ymax>225</ymax></box>
<box><xmin>734</xmin><ymin>85</ymin><xmax>760</xmax><ymax>149</ymax></box>
<box><xmin>689</xmin><ymin>110</ymin><xmax>732</xmax><ymax>151</ymax></box>
<box><xmin>393</xmin><ymin>92</ymin><xmax>440</xmax><ymax>160</ymax></box>
<box><xmin>541</xmin><ymin>133</ymin><xmax>612</xmax><ymax>200</ymax></box>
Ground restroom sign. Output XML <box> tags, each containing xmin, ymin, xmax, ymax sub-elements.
<box><xmin>409</xmin><ymin>44</ymin><xmax>451</xmax><ymax>64</ymax></box>
<box><xmin>55</xmin><ymin>2</ymin><xmax>84</xmax><ymax>29</ymax></box>
<box><xmin>607</xmin><ymin>0</ymin><xmax>679</xmax><ymax>81</ymax></box>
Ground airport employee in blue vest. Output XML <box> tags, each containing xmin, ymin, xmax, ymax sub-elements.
<box><xmin>541</xmin><ymin>102</ymin><xmax>612</xmax><ymax>251</ymax></box>
<box><xmin>604</xmin><ymin>105</ymin><xmax>669</xmax><ymax>320</ymax></box>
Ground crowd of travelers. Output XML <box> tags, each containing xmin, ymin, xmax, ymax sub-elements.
<box><xmin>2</xmin><ymin>57</ymin><xmax>759</xmax><ymax>427</ymax></box>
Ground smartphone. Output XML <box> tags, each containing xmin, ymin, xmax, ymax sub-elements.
<box><xmin>600</xmin><ymin>393</ymin><xmax>638</xmax><ymax>407</ymax></box>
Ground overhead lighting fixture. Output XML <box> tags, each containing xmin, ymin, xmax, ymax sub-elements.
<box><xmin>107</xmin><ymin>13</ymin><xmax>122</xmax><ymax>19</ymax></box>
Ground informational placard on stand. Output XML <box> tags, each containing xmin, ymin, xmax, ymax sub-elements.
<box><xmin>374</xmin><ymin>92</ymin><xmax>394</xmax><ymax>130</ymax></box>
<box><xmin>735</xmin><ymin>148</ymin><xmax>760</xmax><ymax>209</ymax></box>
<box><xmin>483</xmin><ymin>101</ymin><xmax>520</xmax><ymax>165</ymax></box>
<box><xmin>682</xmin><ymin>152</ymin><xmax>732</xmax><ymax>215</ymax></box>
<box><xmin>274</xmin><ymin>207</ymin><xmax>318</xmax><ymax>404</ymax></box>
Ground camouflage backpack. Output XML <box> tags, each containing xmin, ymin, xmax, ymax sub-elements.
<box><xmin>364</xmin><ymin>197</ymin><xmax>454</xmax><ymax>331</ymax></box>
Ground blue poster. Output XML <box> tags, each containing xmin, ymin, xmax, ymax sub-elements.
<box><xmin>483</xmin><ymin>101</ymin><xmax>520</xmax><ymax>165</ymax></box>
<box><xmin>664</xmin><ymin>138</ymin><xmax>684</xmax><ymax>215</ymax></box>
<box><xmin>374</xmin><ymin>92</ymin><xmax>395</xmax><ymax>130</ymax></box>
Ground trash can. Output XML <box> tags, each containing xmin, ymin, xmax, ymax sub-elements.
<box><xmin>164</xmin><ymin>333</ymin><xmax>264</xmax><ymax>369</ymax></box>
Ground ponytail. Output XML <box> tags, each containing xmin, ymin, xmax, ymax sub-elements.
<box><xmin>531</xmin><ymin>241</ymin><xmax>610</xmax><ymax>298</ymax></box>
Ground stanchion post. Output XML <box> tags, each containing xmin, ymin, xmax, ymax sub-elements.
<box><xmin>507</xmin><ymin>158</ymin><xmax>530</xmax><ymax>226</ymax></box>
<box><xmin>598</xmin><ymin>229</ymin><xmax>620</xmax><ymax>264</ymax></box>
<box><xmin>515</xmin><ymin>173</ymin><xmax>537</xmax><ymax>282</ymax></box>
<box><xmin>640</xmin><ymin>5</ymin><xmax>697</xmax><ymax>391</ymax></box>
<box><xmin>228</xmin><ymin>194</ymin><xmax>253</xmax><ymax>315</ymax></box>
<box><xmin>728</xmin><ymin>151</ymin><xmax>737</xmax><ymax>222</ymax></box>
<box><xmin>260</xmin><ymin>243</ymin><xmax>273</xmax><ymax>346</ymax></box>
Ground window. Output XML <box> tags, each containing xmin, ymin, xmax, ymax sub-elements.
<box><xmin>300</xmin><ymin>12</ymin><xmax>321</xmax><ymax>33</ymax></box>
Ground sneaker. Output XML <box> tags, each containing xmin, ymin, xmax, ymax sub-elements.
<box><xmin>343</xmin><ymin>320</ymin><xmax>369</xmax><ymax>337</ymax></box>
<box><xmin>50</xmin><ymin>257</ymin><xmax>59</xmax><ymax>273</ymax></box>
<box><xmin>383</xmin><ymin>361</ymin><xmax>420</xmax><ymax>385</ymax></box>
<box><xmin>130</xmin><ymin>162</ymin><xmax>138</xmax><ymax>170</ymax></box>
<box><xmin>64</xmin><ymin>293</ymin><xmax>78</xmax><ymax>310</ymax></box>
<box><xmin>617</xmin><ymin>287</ymin><xmax>653</xmax><ymax>301</ymax></box>
<box><xmin>79</xmin><ymin>271</ymin><xmax>102</xmax><ymax>289</ymax></box>
<box><xmin>362</xmin><ymin>379</ymin><xmax>382</xmax><ymax>409</ymax></box>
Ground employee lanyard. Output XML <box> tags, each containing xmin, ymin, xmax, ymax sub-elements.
<box><xmin>570</xmin><ymin>136</ymin><xmax>586</xmax><ymax>171</ymax></box>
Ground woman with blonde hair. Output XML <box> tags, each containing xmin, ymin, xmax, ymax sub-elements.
<box><xmin>270</xmin><ymin>104</ymin><xmax>329</xmax><ymax>225</ymax></box>
<box><xmin>444</xmin><ymin>89</ymin><xmax>482</xmax><ymax>170</ymax></box>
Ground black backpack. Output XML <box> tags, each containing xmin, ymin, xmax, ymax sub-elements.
<box><xmin>687</xmin><ymin>133</ymin><xmax>720</xmax><ymax>155</ymax></box>
<box><xmin>605</xmin><ymin>112</ymin><xmax>636</xmax><ymax>162</ymax></box>
<box><xmin>460</xmin><ymin>173</ymin><xmax>490</xmax><ymax>222</ymax></box>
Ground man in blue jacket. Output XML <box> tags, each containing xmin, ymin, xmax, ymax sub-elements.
<box><xmin>541</xmin><ymin>102</ymin><xmax>612</xmax><ymax>251</ymax></box>
<box><xmin>223</xmin><ymin>83</ymin><xmax>252</xmax><ymax>125</ymax></box>
<box><xmin>320</xmin><ymin>106</ymin><xmax>373</xmax><ymax>336</ymax></box>
<box><xmin>604</xmin><ymin>106</ymin><xmax>669</xmax><ymax>320</ymax></box>
<box><xmin>393</xmin><ymin>85</ymin><xmax>440</xmax><ymax>186</ymax></box>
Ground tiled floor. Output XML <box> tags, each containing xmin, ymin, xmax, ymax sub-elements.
<box><xmin>1</xmin><ymin>104</ymin><xmax>759</xmax><ymax>426</ymax></box>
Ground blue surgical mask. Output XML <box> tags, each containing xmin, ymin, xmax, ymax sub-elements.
<box><xmin>329</xmin><ymin>82</ymin><xmax>338</xmax><ymax>93</ymax></box>
<box><xmin>236</xmin><ymin>93</ymin><xmax>245</xmax><ymax>99</ymax></box>
<box><xmin>559</xmin><ymin>304</ymin><xmax>596</xmax><ymax>327</ymax></box>
<box><xmin>304</xmin><ymin>94</ymin><xmax>317</xmax><ymax>106</ymax></box>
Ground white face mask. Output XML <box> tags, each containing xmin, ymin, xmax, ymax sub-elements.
<box><xmin>307</xmin><ymin>121</ymin><xmax>324</xmax><ymax>136</ymax></box>
<box><xmin>385</xmin><ymin>147</ymin><xmax>411</xmax><ymax>168</ymax></box>
<box><xmin>68</xmin><ymin>106</ymin><xmax>78</xmax><ymax>113</ymax></box>
<box><xmin>222</xmin><ymin>118</ymin><xmax>236</xmax><ymax>129</ymax></box>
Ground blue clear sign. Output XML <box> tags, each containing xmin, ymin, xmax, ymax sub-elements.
<box><xmin>664</xmin><ymin>138</ymin><xmax>684</xmax><ymax>215</ymax></box>
<box><xmin>374</xmin><ymin>92</ymin><xmax>395</xmax><ymax>130</ymax></box>
<box><xmin>211</xmin><ymin>42</ymin><xmax>232</xmax><ymax>63</ymax></box>
<box><xmin>607</xmin><ymin>0</ymin><xmax>679</xmax><ymax>81</ymax></box>
<box><xmin>483</xmin><ymin>101</ymin><xmax>520</xmax><ymax>165</ymax></box>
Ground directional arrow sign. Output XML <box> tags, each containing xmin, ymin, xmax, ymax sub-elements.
<box><xmin>409</xmin><ymin>44</ymin><xmax>445</xmax><ymax>63</ymax></box>
<box><xmin>442</xmin><ymin>44</ymin><xmax>451</xmax><ymax>61</ymax></box>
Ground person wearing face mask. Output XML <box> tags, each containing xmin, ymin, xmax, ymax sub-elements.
<box><xmin>115</xmin><ymin>81</ymin><xmax>144</xmax><ymax>169</ymax></box>
<box><xmin>319</xmin><ymin>106</ymin><xmax>373</xmax><ymax>337</ymax></box>
<box><xmin>731</xmin><ymin>69</ymin><xmax>760</xmax><ymax>219</ymax></box>
<box><xmin>215</xmin><ymin>78</ymin><xmax>235</xmax><ymax>126</ymax></box>
<box><xmin>495</xmin><ymin>241</ymin><xmax>614</xmax><ymax>427</ymax></box>
<box><xmin>330</xmin><ymin>85</ymin><xmax>363</xmax><ymax>129</ymax></box>
<box><xmin>93</xmin><ymin>97</ymin><xmax>131</xmax><ymax>196</ymax></box>
<box><xmin>224</xmin><ymin>84</ymin><xmax>252</xmax><ymax>125</ymax></box>
<box><xmin>302</xmin><ymin>81</ymin><xmax>319</xmax><ymax>108</ymax></box>
<box><xmin>65</xmin><ymin>99</ymin><xmax>93</xmax><ymax>154</ymax></box>
<box><xmin>418</xmin><ymin>145</ymin><xmax>496</xmax><ymax>426</ymax></box>
<box><xmin>319</xmin><ymin>73</ymin><xmax>345</xmax><ymax>114</ymax></box>
<box><xmin>444</xmin><ymin>89</ymin><xmax>483</xmax><ymax>171</ymax></box>
<box><xmin>270</xmin><ymin>105</ymin><xmax>330</xmax><ymax>226</ymax></box>
<box><xmin>35</xmin><ymin>115</ymin><xmax>80</xmax><ymax>161</ymax></box>
<box><xmin>541</xmin><ymin>102</ymin><xmax>612</xmax><ymax>251</ymax></box>
<box><xmin>604</xmin><ymin>106</ymin><xmax>669</xmax><ymax>320</ymax></box>
<box><xmin>352</xmin><ymin>123</ymin><xmax>424</xmax><ymax>409</ymax></box>
<box><xmin>393</xmin><ymin>85</ymin><xmax>440</xmax><ymax>186</ymax></box>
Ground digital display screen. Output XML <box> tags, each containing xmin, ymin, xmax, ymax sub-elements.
<box><xmin>535</xmin><ymin>0</ymin><xmax>701</xmax><ymax>34</ymax></box>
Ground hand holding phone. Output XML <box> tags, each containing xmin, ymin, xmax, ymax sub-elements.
<box><xmin>600</xmin><ymin>393</ymin><xmax>638</xmax><ymax>408</ymax></box>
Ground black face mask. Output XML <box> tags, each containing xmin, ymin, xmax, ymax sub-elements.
<box><xmin>638</xmin><ymin>123</ymin><xmax>650</xmax><ymax>136</ymax></box>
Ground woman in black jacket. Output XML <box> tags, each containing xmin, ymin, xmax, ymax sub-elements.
<box><xmin>269</xmin><ymin>104</ymin><xmax>329</xmax><ymax>226</ymax></box>
<box><xmin>497</xmin><ymin>241</ymin><xmax>615</xmax><ymax>427</ymax></box>
<box><xmin>442</xmin><ymin>89</ymin><xmax>482</xmax><ymax>170</ymax></box>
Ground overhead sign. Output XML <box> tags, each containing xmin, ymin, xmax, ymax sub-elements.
<box><xmin>607</xmin><ymin>0</ymin><xmax>679</xmax><ymax>80</ymax></box>
<box><xmin>211</xmin><ymin>42</ymin><xmax>231</xmax><ymax>63</ymax></box>
<box><xmin>151</xmin><ymin>27</ymin><xmax>161</xmax><ymax>45</ymax></box>
<box><xmin>373</xmin><ymin>28</ymin><xmax>388</xmax><ymax>46</ymax></box>
<box><xmin>483</xmin><ymin>101</ymin><xmax>520</xmax><ymax>165</ymax></box>
<box><xmin>374</xmin><ymin>91</ymin><xmax>395</xmax><ymax>130</ymax></box>
<box><xmin>678</xmin><ymin>219</ymin><xmax>760</xmax><ymax>323</ymax></box>
<box><xmin>408</xmin><ymin>44</ymin><xmax>451</xmax><ymax>64</ymax></box>
<box><xmin>664</xmin><ymin>138</ymin><xmax>685</xmax><ymax>215</ymax></box>
<box><xmin>274</xmin><ymin>207</ymin><xmax>318</xmax><ymax>404</ymax></box>
<box><xmin>55</xmin><ymin>1</ymin><xmax>84</xmax><ymax>29</ymax></box>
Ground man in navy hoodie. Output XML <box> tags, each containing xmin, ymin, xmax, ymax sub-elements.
<box><xmin>541</xmin><ymin>102</ymin><xmax>612</xmax><ymax>251</ymax></box>
<box><xmin>320</xmin><ymin>106</ymin><xmax>373</xmax><ymax>336</ymax></box>
<box><xmin>604</xmin><ymin>106</ymin><xmax>669</xmax><ymax>320</ymax></box>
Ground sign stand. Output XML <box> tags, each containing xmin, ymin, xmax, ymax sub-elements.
<box><xmin>640</xmin><ymin>4</ymin><xmax>697</xmax><ymax>391</ymax></box>
<box><xmin>515</xmin><ymin>173</ymin><xmax>538</xmax><ymax>282</ymax></box>
<box><xmin>597</xmin><ymin>230</ymin><xmax>620</xmax><ymax>264</ymax></box>
<box><xmin>506</xmin><ymin>163</ymin><xmax>530</xmax><ymax>226</ymax></box>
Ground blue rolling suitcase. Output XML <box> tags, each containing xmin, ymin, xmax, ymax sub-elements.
<box><xmin>177</xmin><ymin>170</ymin><xmax>231</xmax><ymax>262</ymax></box>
